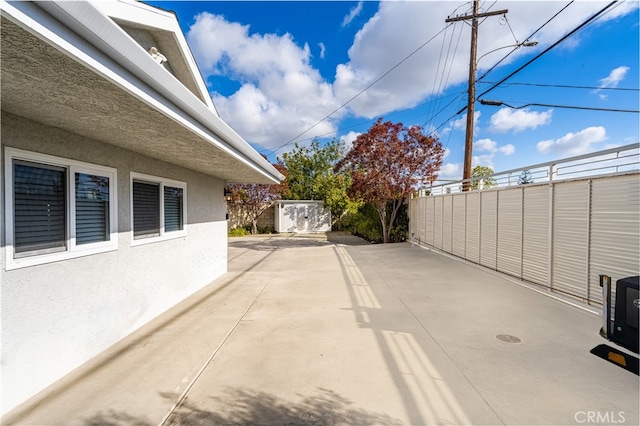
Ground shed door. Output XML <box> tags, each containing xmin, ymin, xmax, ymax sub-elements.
<box><xmin>296</xmin><ymin>205</ymin><xmax>308</xmax><ymax>231</ymax></box>
<box><xmin>308</xmin><ymin>204</ymin><xmax>318</xmax><ymax>230</ymax></box>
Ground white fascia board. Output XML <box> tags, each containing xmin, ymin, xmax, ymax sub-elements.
<box><xmin>2</xmin><ymin>0</ymin><xmax>282</xmax><ymax>184</ymax></box>
<box><xmin>94</xmin><ymin>0</ymin><xmax>216</xmax><ymax>114</ymax></box>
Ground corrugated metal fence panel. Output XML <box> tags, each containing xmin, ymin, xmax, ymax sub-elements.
<box><xmin>480</xmin><ymin>191</ymin><xmax>498</xmax><ymax>269</ymax></box>
<box><xmin>552</xmin><ymin>181</ymin><xmax>590</xmax><ymax>299</ymax></box>
<box><xmin>497</xmin><ymin>188</ymin><xmax>523</xmax><ymax>278</ymax></box>
<box><xmin>465</xmin><ymin>192</ymin><xmax>480</xmax><ymax>263</ymax></box>
<box><xmin>426</xmin><ymin>197</ymin><xmax>435</xmax><ymax>246</ymax></box>
<box><xmin>522</xmin><ymin>185</ymin><xmax>550</xmax><ymax>287</ymax></box>
<box><xmin>434</xmin><ymin>197</ymin><xmax>443</xmax><ymax>249</ymax></box>
<box><xmin>409</xmin><ymin>199</ymin><xmax>417</xmax><ymax>238</ymax></box>
<box><xmin>418</xmin><ymin>197</ymin><xmax>426</xmax><ymax>243</ymax></box>
<box><xmin>406</xmin><ymin>173</ymin><xmax>639</xmax><ymax>306</ymax></box>
<box><xmin>452</xmin><ymin>194</ymin><xmax>466</xmax><ymax>258</ymax></box>
<box><xmin>589</xmin><ymin>174</ymin><xmax>640</xmax><ymax>304</ymax></box>
<box><xmin>442</xmin><ymin>196</ymin><xmax>453</xmax><ymax>252</ymax></box>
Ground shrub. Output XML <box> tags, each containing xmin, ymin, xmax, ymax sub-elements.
<box><xmin>341</xmin><ymin>200</ymin><xmax>408</xmax><ymax>243</ymax></box>
<box><xmin>257</xmin><ymin>226</ymin><xmax>275</xmax><ymax>235</ymax></box>
<box><xmin>228</xmin><ymin>227</ymin><xmax>249</xmax><ymax>237</ymax></box>
<box><xmin>389</xmin><ymin>201</ymin><xmax>408</xmax><ymax>243</ymax></box>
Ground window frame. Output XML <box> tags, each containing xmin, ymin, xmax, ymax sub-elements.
<box><xmin>4</xmin><ymin>147</ymin><xmax>118</xmax><ymax>270</ymax></box>
<box><xmin>130</xmin><ymin>172</ymin><xmax>187</xmax><ymax>246</ymax></box>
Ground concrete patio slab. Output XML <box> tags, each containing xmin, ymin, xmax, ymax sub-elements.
<box><xmin>3</xmin><ymin>233</ymin><xmax>638</xmax><ymax>425</ymax></box>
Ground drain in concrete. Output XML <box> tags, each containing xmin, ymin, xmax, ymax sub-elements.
<box><xmin>496</xmin><ymin>334</ymin><xmax>522</xmax><ymax>343</ymax></box>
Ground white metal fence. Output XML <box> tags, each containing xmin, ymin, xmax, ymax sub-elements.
<box><xmin>409</xmin><ymin>144</ymin><xmax>640</xmax><ymax>305</ymax></box>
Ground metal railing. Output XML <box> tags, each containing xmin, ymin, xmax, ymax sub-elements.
<box><xmin>419</xmin><ymin>143</ymin><xmax>639</xmax><ymax>196</ymax></box>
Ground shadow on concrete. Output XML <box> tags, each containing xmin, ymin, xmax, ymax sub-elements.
<box><xmin>229</xmin><ymin>236</ymin><xmax>329</xmax><ymax>251</ymax></box>
<box><xmin>83</xmin><ymin>388</ymin><xmax>402</xmax><ymax>426</ymax></box>
<box><xmin>332</xmin><ymin>244</ymin><xmax>474</xmax><ymax>425</ymax></box>
<box><xmin>83</xmin><ymin>410</ymin><xmax>153</xmax><ymax>426</ymax></box>
<box><xmin>326</xmin><ymin>231</ymin><xmax>370</xmax><ymax>246</ymax></box>
<box><xmin>2</xmin><ymin>248</ymin><xmax>279</xmax><ymax>425</ymax></box>
<box><xmin>229</xmin><ymin>232</ymin><xmax>369</xmax><ymax>252</ymax></box>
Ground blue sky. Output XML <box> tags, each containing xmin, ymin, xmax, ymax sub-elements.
<box><xmin>147</xmin><ymin>1</ymin><xmax>639</xmax><ymax>179</ymax></box>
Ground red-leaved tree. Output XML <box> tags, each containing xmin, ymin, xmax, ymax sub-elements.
<box><xmin>227</xmin><ymin>163</ymin><xmax>288</xmax><ymax>234</ymax></box>
<box><xmin>335</xmin><ymin>118</ymin><xmax>444</xmax><ymax>243</ymax></box>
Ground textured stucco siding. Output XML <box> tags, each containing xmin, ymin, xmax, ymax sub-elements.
<box><xmin>1</xmin><ymin>112</ymin><xmax>228</xmax><ymax>413</ymax></box>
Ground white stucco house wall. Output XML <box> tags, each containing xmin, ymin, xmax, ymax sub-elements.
<box><xmin>275</xmin><ymin>200</ymin><xmax>332</xmax><ymax>233</ymax></box>
<box><xmin>0</xmin><ymin>0</ymin><xmax>283</xmax><ymax>415</ymax></box>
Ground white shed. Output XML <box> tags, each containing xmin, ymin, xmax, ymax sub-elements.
<box><xmin>275</xmin><ymin>200</ymin><xmax>331</xmax><ymax>233</ymax></box>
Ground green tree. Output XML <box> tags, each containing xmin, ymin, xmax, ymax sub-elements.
<box><xmin>518</xmin><ymin>169</ymin><xmax>534</xmax><ymax>185</ymax></box>
<box><xmin>470</xmin><ymin>165</ymin><xmax>497</xmax><ymax>190</ymax></box>
<box><xmin>279</xmin><ymin>139</ymin><xmax>359</xmax><ymax>227</ymax></box>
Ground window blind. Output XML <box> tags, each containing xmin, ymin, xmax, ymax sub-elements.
<box><xmin>133</xmin><ymin>180</ymin><xmax>160</xmax><ymax>238</ymax></box>
<box><xmin>75</xmin><ymin>173</ymin><xmax>110</xmax><ymax>245</ymax></box>
<box><xmin>164</xmin><ymin>186</ymin><xmax>183</xmax><ymax>232</ymax></box>
<box><xmin>13</xmin><ymin>161</ymin><xmax>67</xmax><ymax>254</ymax></box>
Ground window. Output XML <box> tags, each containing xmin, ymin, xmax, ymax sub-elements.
<box><xmin>130</xmin><ymin>172</ymin><xmax>186</xmax><ymax>244</ymax></box>
<box><xmin>5</xmin><ymin>148</ymin><xmax>118</xmax><ymax>269</ymax></box>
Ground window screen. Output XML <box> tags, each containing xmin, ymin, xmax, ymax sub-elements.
<box><xmin>133</xmin><ymin>180</ymin><xmax>160</xmax><ymax>238</ymax></box>
<box><xmin>75</xmin><ymin>173</ymin><xmax>110</xmax><ymax>245</ymax></box>
<box><xmin>164</xmin><ymin>186</ymin><xmax>183</xmax><ymax>232</ymax></box>
<box><xmin>13</xmin><ymin>161</ymin><xmax>67</xmax><ymax>254</ymax></box>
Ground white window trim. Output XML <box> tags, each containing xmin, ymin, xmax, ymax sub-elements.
<box><xmin>130</xmin><ymin>172</ymin><xmax>187</xmax><ymax>246</ymax></box>
<box><xmin>4</xmin><ymin>147</ymin><xmax>118</xmax><ymax>270</ymax></box>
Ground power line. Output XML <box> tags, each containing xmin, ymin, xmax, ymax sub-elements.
<box><xmin>259</xmin><ymin>91</ymin><xmax>464</xmax><ymax>156</ymax></box>
<box><xmin>476</xmin><ymin>1</ymin><xmax>574</xmax><ymax>83</ymax></box>
<box><xmin>425</xmin><ymin>20</ymin><xmax>464</xmax><ymax>128</ymax></box>
<box><xmin>476</xmin><ymin>0</ymin><xmax>619</xmax><ymax>100</ymax></box>
<box><xmin>479</xmin><ymin>81</ymin><xmax>639</xmax><ymax>91</ymax></box>
<box><xmin>480</xmin><ymin>99</ymin><xmax>639</xmax><ymax>113</ymax></box>
<box><xmin>264</xmin><ymin>23</ymin><xmax>454</xmax><ymax>157</ymax></box>
<box><xmin>425</xmin><ymin>21</ymin><xmax>453</xmax><ymax>126</ymax></box>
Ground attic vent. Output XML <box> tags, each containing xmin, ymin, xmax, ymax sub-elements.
<box><xmin>148</xmin><ymin>47</ymin><xmax>167</xmax><ymax>65</ymax></box>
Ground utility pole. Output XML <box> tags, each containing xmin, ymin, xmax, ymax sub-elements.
<box><xmin>446</xmin><ymin>1</ymin><xmax>507</xmax><ymax>191</ymax></box>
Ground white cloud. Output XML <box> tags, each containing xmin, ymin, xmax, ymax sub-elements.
<box><xmin>467</xmin><ymin>138</ymin><xmax>515</xmax><ymax>169</ymax></box>
<box><xmin>474</xmin><ymin>138</ymin><xmax>515</xmax><ymax>157</ymax></box>
<box><xmin>499</xmin><ymin>144</ymin><xmax>515</xmax><ymax>156</ymax></box>
<box><xmin>443</xmin><ymin>147</ymin><xmax>451</xmax><ymax>159</ymax></box>
<box><xmin>183</xmin><ymin>2</ymin><xmax>637</xmax><ymax>150</ymax></box>
<box><xmin>340</xmin><ymin>131</ymin><xmax>360</xmax><ymax>150</ymax></box>
<box><xmin>438</xmin><ymin>162</ymin><xmax>462</xmax><ymax>179</ymax></box>
<box><xmin>472</xmin><ymin>155</ymin><xmax>494</xmax><ymax>168</ymax></box>
<box><xmin>318</xmin><ymin>42</ymin><xmax>326</xmax><ymax>59</ymax></box>
<box><xmin>443</xmin><ymin>112</ymin><xmax>480</xmax><ymax>135</ymax></box>
<box><xmin>332</xmin><ymin>1</ymin><xmax>636</xmax><ymax>118</ymax></box>
<box><xmin>598</xmin><ymin>66</ymin><xmax>629</xmax><ymax>89</ymax></box>
<box><xmin>475</xmin><ymin>138</ymin><xmax>497</xmax><ymax>152</ymax></box>
<box><xmin>342</xmin><ymin>1</ymin><xmax>364</xmax><ymax>28</ymax></box>
<box><xmin>489</xmin><ymin>108</ymin><xmax>553</xmax><ymax>133</ymax></box>
<box><xmin>537</xmin><ymin>126</ymin><xmax>607</xmax><ymax>156</ymax></box>
<box><xmin>187</xmin><ymin>13</ymin><xmax>340</xmax><ymax>151</ymax></box>
<box><xmin>593</xmin><ymin>66</ymin><xmax>630</xmax><ymax>100</ymax></box>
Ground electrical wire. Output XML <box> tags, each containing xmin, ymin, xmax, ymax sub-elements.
<box><xmin>264</xmin><ymin>23</ymin><xmax>454</xmax><ymax>157</ymax></box>
<box><xmin>424</xmin><ymin>91</ymin><xmax>468</xmax><ymax>129</ymax></box>
<box><xmin>483</xmin><ymin>101</ymin><xmax>639</xmax><ymax>113</ymax></box>
<box><xmin>425</xmin><ymin>21</ymin><xmax>453</xmax><ymax>125</ymax></box>
<box><xmin>476</xmin><ymin>0</ymin><xmax>619</xmax><ymax>100</ymax></box>
<box><xmin>478</xmin><ymin>81</ymin><xmax>639</xmax><ymax>91</ymax></box>
<box><xmin>426</xmin><ymin>21</ymin><xmax>464</xmax><ymax>128</ymax></box>
<box><xmin>476</xmin><ymin>1</ymin><xmax>574</xmax><ymax>84</ymax></box>
<box><xmin>260</xmin><ymin>91</ymin><xmax>464</xmax><ymax>155</ymax></box>
<box><xmin>501</xmin><ymin>15</ymin><xmax>520</xmax><ymax>44</ymax></box>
